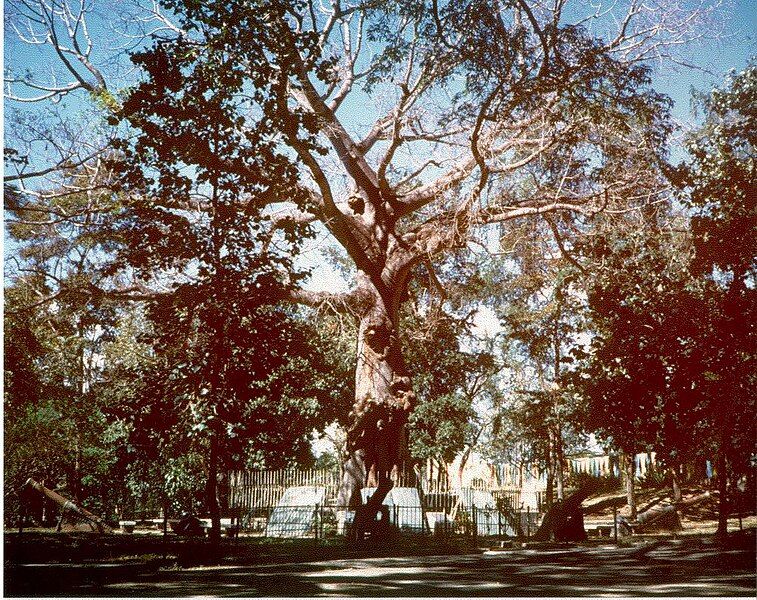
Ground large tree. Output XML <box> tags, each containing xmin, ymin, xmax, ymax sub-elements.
<box><xmin>677</xmin><ymin>63</ymin><xmax>756</xmax><ymax>536</ymax></box>
<box><xmin>571</xmin><ymin>62</ymin><xmax>756</xmax><ymax>524</ymax></box>
<box><xmin>6</xmin><ymin>0</ymin><xmax>716</xmax><ymax>512</ymax></box>
<box><xmin>571</xmin><ymin>213</ymin><xmax>695</xmax><ymax>517</ymax></box>
<box><xmin>105</xmin><ymin>297</ymin><xmax>352</xmax><ymax>542</ymax></box>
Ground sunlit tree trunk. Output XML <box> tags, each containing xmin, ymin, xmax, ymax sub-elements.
<box><xmin>670</xmin><ymin>466</ymin><xmax>682</xmax><ymax>502</ymax></box>
<box><xmin>545</xmin><ymin>435</ymin><xmax>554</xmax><ymax>509</ymax></box>
<box><xmin>624</xmin><ymin>453</ymin><xmax>637</xmax><ymax>520</ymax></box>
<box><xmin>555</xmin><ymin>432</ymin><xmax>565</xmax><ymax>502</ymax></box>
<box><xmin>457</xmin><ymin>446</ymin><xmax>473</xmax><ymax>488</ymax></box>
<box><xmin>337</xmin><ymin>273</ymin><xmax>415</xmax><ymax>510</ymax></box>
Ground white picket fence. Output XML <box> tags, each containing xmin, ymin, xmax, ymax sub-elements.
<box><xmin>229</xmin><ymin>452</ymin><xmax>658</xmax><ymax>517</ymax></box>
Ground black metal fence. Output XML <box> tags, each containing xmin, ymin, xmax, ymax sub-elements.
<box><xmin>232</xmin><ymin>503</ymin><xmax>537</xmax><ymax>542</ymax></box>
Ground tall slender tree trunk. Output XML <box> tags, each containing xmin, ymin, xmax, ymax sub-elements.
<box><xmin>552</xmin><ymin>318</ymin><xmax>565</xmax><ymax>502</ymax></box>
<box><xmin>73</xmin><ymin>339</ymin><xmax>86</xmax><ymax>504</ymax></box>
<box><xmin>715</xmin><ymin>441</ymin><xmax>729</xmax><ymax>538</ymax></box>
<box><xmin>73</xmin><ymin>435</ymin><xmax>82</xmax><ymax>504</ymax></box>
<box><xmin>670</xmin><ymin>466</ymin><xmax>682</xmax><ymax>502</ymax></box>
<box><xmin>555</xmin><ymin>432</ymin><xmax>565</xmax><ymax>502</ymax></box>
<box><xmin>206</xmin><ymin>431</ymin><xmax>222</xmax><ymax>546</ymax></box>
<box><xmin>624</xmin><ymin>453</ymin><xmax>637</xmax><ymax>520</ymax></box>
<box><xmin>545</xmin><ymin>434</ymin><xmax>554</xmax><ymax>509</ymax></box>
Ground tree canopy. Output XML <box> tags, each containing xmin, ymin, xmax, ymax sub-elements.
<box><xmin>5</xmin><ymin>0</ymin><xmax>752</xmax><ymax>530</ymax></box>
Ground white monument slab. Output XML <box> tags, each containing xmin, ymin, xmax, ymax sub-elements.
<box><xmin>266</xmin><ymin>486</ymin><xmax>326</xmax><ymax>538</ymax></box>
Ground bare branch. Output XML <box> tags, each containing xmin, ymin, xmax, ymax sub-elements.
<box><xmin>5</xmin><ymin>0</ymin><xmax>108</xmax><ymax>102</ymax></box>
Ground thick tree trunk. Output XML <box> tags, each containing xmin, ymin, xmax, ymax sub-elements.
<box><xmin>338</xmin><ymin>274</ymin><xmax>415</xmax><ymax>512</ymax></box>
<box><xmin>336</xmin><ymin>450</ymin><xmax>366</xmax><ymax>508</ymax></box>
<box><xmin>533</xmin><ymin>482</ymin><xmax>600</xmax><ymax>542</ymax></box>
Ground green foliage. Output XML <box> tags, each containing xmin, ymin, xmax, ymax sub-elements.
<box><xmin>572</xmin><ymin>64</ymin><xmax>756</xmax><ymax>483</ymax></box>
<box><xmin>311</xmin><ymin>451</ymin><xmax>339</xmax><ymax>472</ymax></box>
<box><xmin>4</xmin><ymin>279</ymin><xmax>126</xmax><ymax>524</ymax></box>
<box><xmin>682</xmin><ymin>62</ymin><xmax>757</xmax><ymax>283</ymax></box>
<box><xmin>104</xmin><ymin>299</ymin><xmax>352</xmax><ymax>511</ymax></box>
<box><xmin>402</xmin><ymin>271</ymin><xmax>499</xmax><ymax>464</ymax></box>
<box><xmin>571</xmin><ymin>218</ymin><xmax>696</xmax><ymax>457</ymax></box>
<box><xmin>4</xmin><ymin>173</ymin><xmax>126</xmax><ymax>520</ymax></box>
<box><xmin>109</xmin><ymin>1</ymin><xmax>326</xmax><ymax>288</ymax></box>
<box><xmin>485</xmin><ymin>218</ymin><xmax>590</xmax><ymax>475</ymax></box>
<box><xmin>6</xmin><ymin>0</ymin><xmax>746</xmax><ymax>525</ymax></box>
<box><xmin>678</xmin><ymin>64</ymin><xmax>757</xmax><ymax>477</ymax></box>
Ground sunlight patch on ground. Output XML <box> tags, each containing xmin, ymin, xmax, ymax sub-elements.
<box><xmin>318</xmin><ymin>581</ymin><xmax>401</xmax><ymax>593</ymax></box>
<box><xmin>428</xmin><ymin>581</ymin><xmax>508</xmax><ymax>591</ymax></box>
<box><xmin>302</xmin><ymin>564</ymin><xmax>431</xmax><ymax>579</ymax></box>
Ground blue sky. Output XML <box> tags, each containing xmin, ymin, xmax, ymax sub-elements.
<box><xmin>653</xmin><ymin>1</ymin><xmax>755</xmax><ymax>119</ymax></box>
<box><xmin>5</xmin><ymin>1</ymin><xmax>755</xmax><ymax>168</ymax></box>
<box><xmin>4</xmin><ymin>1</ymin><xmax>756</xmax><ymax>282</ymax></box>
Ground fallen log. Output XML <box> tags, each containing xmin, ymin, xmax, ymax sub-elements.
<box><xmin>633</xmin><ymin>504</ymin><xmax>682</xmax><ymax>533</ymax></box>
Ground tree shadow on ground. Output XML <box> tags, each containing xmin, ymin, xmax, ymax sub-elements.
<box><xmin>31</xmin><ymin>532</ymin><xmax>753</xmax><ymax>598</ymax></box>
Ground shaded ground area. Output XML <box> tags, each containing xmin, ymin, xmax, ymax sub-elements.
<box><xmin>6</xmin><ymin>531</ymin><xmax>754</xmax><ymax>597</ymax></box>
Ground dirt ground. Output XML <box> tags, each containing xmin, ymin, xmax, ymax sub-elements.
<box><xmin>6</xmin><ymin>487</ymin><xmax>755</xmax><ymax>597</ymax></box>
<box><xmin>4</xmin><ymin>527</ymin><xmax>755</xmax><ymax>597</ymax></box>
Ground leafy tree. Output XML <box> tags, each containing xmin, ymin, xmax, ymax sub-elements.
<box><xmin>109</xmin><ymin>0</ymin><xmax>685</xmax><ymax>511</ymax></box>
<box><xmin>494</xmin><ymin>214</ymin><xmax>591</xmax><ymax>503</ymax></box>
<box><xmin>403</xmin><ymin>305</ymin><xmax>498</xmax><ymax>484</ymax></box>
<box><xmin>102</xmin><ymin>5</ymin><xmax>332</xmax><ymax>540</ymax></box>
<box><xmin>7</xmin><ymin>1</ymin><xmax>719</xmax><ymax>517</ymax></box>
<box><xmin>4</xmin><ymin>157</ymin><xmax>137</xmax><ymax>524</ymax></box>
<box><xmin>573</xmin><ymin>61</ymin><xmax>757</xmax><ymax>524</ymax></box>
<box><xmin>105</xmin><ymin>293</ymin><xmax>353</xmax><ymax>541</ymax></box>
<box><xmin>571</xmin><ymin>215</ymin><xmax>695</xmax><ymax>517</ymax></box>
<box><xmin>3</xmin><ymin>277</ymin><xmax>125</xmax><ymax>525</ymax></box>
<box><xmin>677</xmin><ymin>63</ymin><xmax>757</xmax><ymax>535</ymax></box>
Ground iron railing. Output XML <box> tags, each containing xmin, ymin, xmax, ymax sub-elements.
<box><xmin>228</xmin><ymin>503</ymin><xmax>536</xmax><ymax>541</ymax></box>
